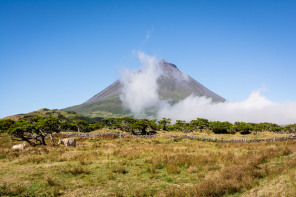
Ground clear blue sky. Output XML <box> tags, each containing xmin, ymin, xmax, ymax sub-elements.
<box><xmin>1</xmin><ymin>0</ymin><xmax>296</xmax><ymax>118</ymax></box>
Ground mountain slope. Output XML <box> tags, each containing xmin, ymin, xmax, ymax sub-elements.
<box><xmin>157</xmin><ymin>60</ymin><xmax>225</xmax><ymax>103</ymax></box>
<box><xmin>63</xmin><ymin>60</ymin><xmax>225</xmax><ymax>118</ymax></box>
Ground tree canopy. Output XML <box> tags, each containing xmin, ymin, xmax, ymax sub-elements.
<box><xmin>2</xmin><ymin>114</ymin><xmax>296</xmax><ymax>146</ymax></box>
<box><xmin>7</xmin><ymin>116</ymin><xmax>61</xmax><ymax>146</ymax></box>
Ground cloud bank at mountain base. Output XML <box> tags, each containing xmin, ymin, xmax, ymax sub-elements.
<box><xmin>120</xmin><ymin>52</ymin><xmax>296</xmax><ymax>125</ymax></box>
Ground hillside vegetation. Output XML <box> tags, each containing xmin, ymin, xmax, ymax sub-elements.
<box><xmin>3</xmin><ymin>108</ymin><xmax>91</xmax><ymax>122</ymax></box>
<box><xmin>64</xmin><ymin>96</ymin><xmax>133</xmax><ymax>118</ymax></box>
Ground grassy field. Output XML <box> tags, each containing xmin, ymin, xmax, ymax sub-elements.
<box><xmin>0</xmin><ymin>131</ymin><xmax>296</xmax><ymax>197</ymax></box>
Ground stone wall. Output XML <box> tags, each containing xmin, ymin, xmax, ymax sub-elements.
<box><xmin>61</xmin><ymin>132</ymin><xmax>296</xmax><ymax>143</ymax></box>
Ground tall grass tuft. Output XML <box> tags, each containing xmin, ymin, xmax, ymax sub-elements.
<box><xmin>61</xmin><ymin>164</ymin><xmax>90</xmax><ymax>175</ymax></box>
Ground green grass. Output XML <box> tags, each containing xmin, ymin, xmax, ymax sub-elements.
<box><xmin>0</xmin><ymin>132</ymin><xmax>296</xmax><ymax>196</ymax></box>
<box><xmin>63</xmin><ymin>96</ymin><xmax>133</xmax><ymax>118</ymax></box>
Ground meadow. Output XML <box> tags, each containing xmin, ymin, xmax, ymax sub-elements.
<box><xmin>0</xmin><ymin>131</ymin><xmax>296</xmax><ymax>197</ymax></box>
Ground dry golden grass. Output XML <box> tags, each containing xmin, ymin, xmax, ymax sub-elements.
<box><xmin>157</xmin><ymin>130</ymin><xmax>291</xmax><ymax>139</ymax></box>
<box><xmin>0</xmin><ymin>132</ymin><xmax>296</xmax><ymax>196</ymax></box>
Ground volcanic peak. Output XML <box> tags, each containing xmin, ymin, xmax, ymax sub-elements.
<box><xmin>160</xmin><ymin>59</ymin><xmax>177</xmax><ymax>69</ymax></box>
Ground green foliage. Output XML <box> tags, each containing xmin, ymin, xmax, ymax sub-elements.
<box><xmin>89</xmin><ymin>122</ymin><xmax>104</xmax><ymax>131</ymax></box>
<box><xmin>27</xmin><ymin>182</ymin><xmax>44</xmax><ymax>196</ymax></box>
<box><xmin>61</xmin><ymin>122</ymin><xmax>77</xmax><ymax>131</ymax></box>
<box><xmin>209</xmin><ymin>121</ymin><xmax>233</xmax><ymax>134</ymax></box>
<box><xmin>174</xmin><ymin>120</ymin><xmax>186</xmax><ymax>131</ymax></box>
<box><xmin>116</xmin><ymin>117</ymin><xmax>137</xmax><ymax>132</ymax></box>
<box><xmin>233</xmin><ymin>122</ymin><xmax>253</xmax><ymax>134</ymax></box>
<box><xmin>0</xmin><ymin>119</ymin><xmax>15</xmax><ymax>133</ymax></box>
<box><xmin>130</xmin><ymin>119</ymin><xmax>149</xmax><ymax>135</ymax></box>
<box><xmin>102</xmin><ymin>118</ymin><xmax>119</xmax><ymax>128</ymax></box>
<box><xmin>97</xmin><ymin>117</ymin><xmax>290</xmax><ymax>135</ymax></box>
<box><xmin>174</xmin><ymin>120</ymin><xmax>193</xmax><ymax>132</ymax></box>
<box><xmin>7</xmin><ymin>119</ymin><xmax>37</xmax><ymax>144</ymax></box>
<box><xmin>121</xmin><ymin>119</ymin><xmax>154</xmax><ymax>135</ymax></box>
<box><xmin>158</xmin><ymin>118</ymin><xmax>171</xmax><ymax>131</ymax></box>
<box><xmin>75</xmin><ymin>120</ymin><xmax>89</xmax><ymax>132</ymax></box>
<box><xmin>285</xmin><ymin>124</ymin><xmax>296</xmax><ymax>133</ymax></box>
<box><xmin>271</xmin><ymin>125</ymin><xmax>282</xmax><ymax>132</ymax></box>
<box><xmin>4</xmin><ymin>109</ymin><xmax>293</xmax><ymax>140</ymax></box>
<box><xmin>190</xmin><ymin>118</ymin><xmax>209</xmax><ymax>131</ymax></box>
<box><xmin>254</xmin><ymin>122</ymin><xmax>283</xmax><ymax>132</ymax></box>
<box><xmin>7</xmin><ymin>116</ymin><xmax>61</xmax><ymax>145</ymax></box>
<box><xmin>63</xmin><ymin>96</ymin><xmax>133</xmax><ymax>118</ymax></box>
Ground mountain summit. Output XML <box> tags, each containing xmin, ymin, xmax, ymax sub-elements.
<box><xmin>157</xmin><ymin>59</ymin><xmax>225</xmax><ymax>103</ymax></box>
<box><xmin>64</xmin><ymin>60</ymin><xmax>226</xmax><ymax>117</ymax></box>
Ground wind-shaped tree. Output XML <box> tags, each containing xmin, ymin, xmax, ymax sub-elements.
<box><xmin>7</xmin><ymin>116</ymin><xmax>61</xmax><ymax>146</ymax></box>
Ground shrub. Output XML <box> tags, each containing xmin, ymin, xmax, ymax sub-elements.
<box><xmin>209</xmin><ymin>121</ymin><xmax>233</xmax><ymax>134</ymax></box>
<box><xmin>108</xmin><ymin>171</ymin><xmax>115</xmax><ymax>180</ymax></box>
<box><xmin>61</xmin><ymin>164</ymin><xmax>90</xmax><ymax>175</ymax></box>
<box><xmin>46</xmin><ymin>177</ymin><xmax>58</xmax><ymax>186</ymax></box>
<box><xmin>0</xmin><ymin>184</ymin><xmax>26</xmax><ymax>196</ymax></box>
<box><xmin>112</xmin><ymin>166</ymin><xmax>128</xmax><ymax>174</ymax></box>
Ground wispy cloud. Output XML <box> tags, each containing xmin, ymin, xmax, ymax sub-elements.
<box><xmin>143</xmin><ymin>28</ymin><xmax>154</xmax><ymax>43</ymax></box>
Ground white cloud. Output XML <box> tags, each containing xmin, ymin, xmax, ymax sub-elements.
<box><xmin>120</xmin><ymin>52</ymin><xmax>163</xmax><ymax>115</ymax></box>
<box><xmin>157</xmin><ymin>90</ymin><xmax>296</xmax><ymax>125</ymax></box>
<box><xmin>119</xmin><ymin>52</ymin><xmax>296</xmax><ymax>125</ymax></box>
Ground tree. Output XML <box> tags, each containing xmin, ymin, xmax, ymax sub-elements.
<box><xmin>61</xmin><ymin>122</ymin><xmax>77</xmax><ymax>131</ymax></box>
<box><xmin>7</xmin><ymin>116</ymin><xmax>61</xmax><ymax>146</ymax></box>
<box><xmin>35</xmin><ymin>117</ymin><xmax>61</xmax><ymax>144</ymax></box>
<box><xmin>254</xmin><ymin>123</ymin><xmax>269</xmax><ymax>132</ymax></box>
<box><xmin>174</xmin><ymin>120</ymin><xmax>193</xmax><ymax>132</ymax></box>
<box><xmin>131</xmin><ymin>120</ymin><xmax>148</xmax><ymax>135</ymax></box>
<box><xmin>271</xmin><ymin>124</ymin><xmax>282</xmax><ymax>132</ymax></box>
<box><xmin>75</xmin><ymin>120</ymin><xmax>89</xmax><ymax>132</ymax></box>
<box><xmin>254</xmin><ymin>122</ymin><xmax>282</xmax><ymax>132</ymax></box>
<box><xmin>158</xmin><ymin>118</ymin><xmax>171</xmax><ymax>131</ymax></box>
<box><xmin>147</xmin><ymin>119</ymin><xmax>158</xmax><ymax>132</ymax></box>
<box><xmin>130</xmin><ymin>119</ymin><xmax>157</xmax><ymax>135</ymax></box>
<box><xmin>117</xmin><ymin>117</ymin><xmax>137</xmax><ymax>133</ymax></box>
<box><xmin>174</xmin><ymin>120</ymin><xmax>186</xmax><ymax>131</ymax></box>
<box><xmin>209</xmin><ymin>121</ymin><xmax>233</xmax><ymax>134</ymax></box>
<box><xmin>89</xmin><ymin>122</ymin><xmax>104</xmax><ymax>131</ymax></box>
<box><xmin>7</xmin><ymin>119</ymin><xmax>36</xmax><ymax>145</ymax></box>
<box><xmin>190</xmin><ymin>118</ymin><xmax>209</xmax><ymax>131</ymax></box>
<box><xmin>102</xmin><ymin>118</ymin><xmax>117</xmax><ymax>128</ymax></box>
<box><xmin>232</xmin><ymin>122</ymin><xmax>253</xmax><ymax>134</ymax></box>
<box><xmin>285</xmin><ymin>124</ymin><xmax>296</xmax><ymax>133</ymax></box>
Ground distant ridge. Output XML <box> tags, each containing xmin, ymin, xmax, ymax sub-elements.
<box><xmin>2</xmin><ymin>108</ymin><xmax>86</xmax><ymax>121</ymax></box>
<box><xmin>63</xmin><ymin>60</ymin><xmax>226</xmax><ymax>118</ymax></box>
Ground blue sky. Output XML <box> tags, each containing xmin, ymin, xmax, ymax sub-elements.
<box><xmin>1</xmin><ymin>0</ymin><xmax>296</xmax><ymax>118</ymax></box>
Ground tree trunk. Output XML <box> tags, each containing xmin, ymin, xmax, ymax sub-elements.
<box><xmin>41</xmin><ymin>136</ymin><xmax>46</xmax><ymax>145</ymax></box>
<box><xmin>35</xmin><ymin>137</ymin><xmax>42</xmax><ymax>145</ymax></box>
<box><xmin>19</xmin><ymin>136</ymin><xmax>36</xmax><ymax>146</ymax></box>
<box><xmin>49</xmin><ymin>134</ymin><xmax>54</xmax><ymax>146</ymax></box>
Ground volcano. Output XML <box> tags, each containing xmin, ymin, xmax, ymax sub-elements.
<box><xmin>63</xmin><ymin>60</ymin><xmax>226</xmax><ymax>118</ymax></box>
